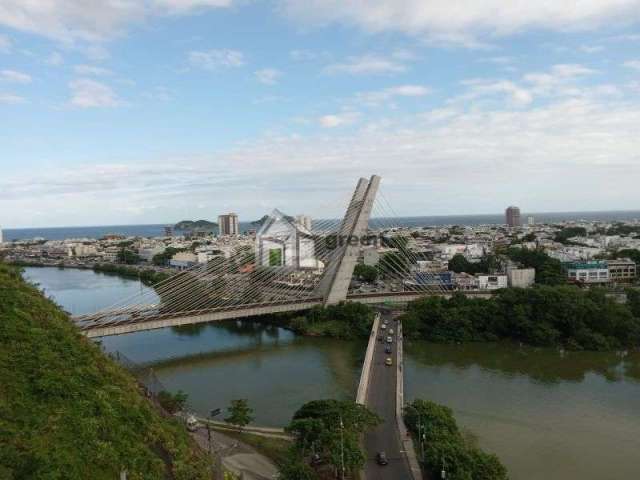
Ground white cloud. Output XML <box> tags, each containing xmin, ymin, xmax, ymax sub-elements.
<box><xmin>458</xmin><ymin>79</ymin><xmax>533</xmax><ymax>106</ymax></box>
<box><xmin>255</xmin><ymin>68</ymin><xmax>282</xmax><ymax>85</ymax></box>
<box><xmin>279</xmin><ymin>0</ymin><xmax>640</xmax><ymax>46</ymax></box>
<box><xmin>0</xmin><ymin>69</ymin><xmax>32</xmax><ymax>83</ymax></box>
<box><xmin>46</xmin><ymin>51</ymin><xmax>64</xmax><ymax>66</ymax></box>
<box><xmin>188</xmin><ymin>49</ymin><xmax>245</xmax><ymax>70</ymax></box>
<box><xmin>0</xmin><ymin>92</ymin><xmax>25</xmax><ymax>104</ymax></box>
<box><xmin>74</xmin><ymin>64</ymin><xmax>113</xmax><ymax>76</ymax></box>
<box><xmin>580</xmin><ymin>45</ymin><xmax>604</xmax><ymax>53</ymax></box>
<box><xmin>325</xmin><ymin>54</ymin><xmax>407</xmax><ymax>75</ymax></box>
<box><xmin>623</xmin><ymin>59</ymin><xmax>640</xmax><ymax>71</ymax></box>
<box><xmin>318</xmin><ymin>111</ymin><xmax>360</xmax><ymax>127</ymax></box>
<box><xmin>69</xmin><ymin>78</ymin><xmax>122</xmax><ymax>108</ymax></box>
<box><xmin>0</xmin><ymin>33</ymin><xmax>10</xmax><ymax>53</ymax></box>
<box><xmin>0</xmin><ymin>0</ymin><xmax>234</xmax><ymax>43</ymax></box>
<box><xmin>356</xmin><ymin>84</ymin><xmax>431</xmax><ymax>106</ymax></box>
<box><xmin>154</xmin><ymin>0</ymin><xmax>232</xmax><ymax>13</ymax></box>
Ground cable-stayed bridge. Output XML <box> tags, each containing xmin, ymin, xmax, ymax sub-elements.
<box><xmin>74</xmin><ymin>175</ymin><xmax>474</xmax><ymax>338</ymax></box>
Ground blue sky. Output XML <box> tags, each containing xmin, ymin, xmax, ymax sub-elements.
<box><xmin>1</xmin><ymin>1</ymin><xmax>640</xmax><ymax>228</ymax></box>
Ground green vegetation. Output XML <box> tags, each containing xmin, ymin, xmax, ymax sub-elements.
<box><xmin>554</xmin><ymin>226</ymin><xmax>587</xmax><ymax>244</ymax></box>
<box><xmin>281</xmin><ymin>399</ymin><xmax>381</xmax><ymax>480</ymax></box>
<box><xmin>448</xmin><ymin>254</ymin><xmax>501</xmax><ymax>275</ymax></box>
<box><xmin>157</xmin><ymin>390</ymin><xmax>189</xmax><ymax>414</ymax></box>
<box><xmin>606</xmin><ymin>223</ymin><xmax>640</xmax><ymax>237</ymax></box>
<box><xmin>401</xmin><ymin>287</ymin><xmax>640</xmax><ymax>350</ymax></box>
<box><xmin>93</xmin><ymin>263</ymin><xmax>171</xmax><ymax>286</ymax></box>
<box><xmin>0</xmin><ymin>262</ymin><xmax>210</xmax><ymax>479</ymax></box>
<box><xmin>611</xmin><ymin>248</ymin><xmax>640</xmax><ymax>265</ymax></box>
<box><xmin>404</xmin><ymin>399</ymin><xmax>507</xmax><ymax>480</ymax></box>
<box><xmin>506</xmin><ymin>247</ymin><xmax>565</xmax><ymax>285</ymax></box>
<box><xmin>152</xmin><ymin>247</ymin><xmax>186</xmax><ymax>266</ymax></box>
<box><xmin>225</xmin><ymin>399</ymin><xmax>254</xmax><ymax>429</ymax></box>
<box><xmin>353</xmin><ymin>263</ymin><xmax>378</xmax><ymax>283</ymax></box>
<box><xmin>286</xmin><ymin>302</ymin><xmax>375</xmax><ymax>339</ymax></box>
<box><xmin>117</xmin><ymin>248</ymin><xmax>142</xmax><ymax>265</ymax></box>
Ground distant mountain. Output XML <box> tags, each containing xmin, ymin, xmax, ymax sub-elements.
<box><xmin>174</xmin><ymin>219</ymin><xmax>217</xmax><ymax>230</ymax></box>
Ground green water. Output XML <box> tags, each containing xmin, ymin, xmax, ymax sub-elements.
<box><xmin>23</xmin><ymin>267</ymin><xmax>640</xmax><ymax>479</ymax></box>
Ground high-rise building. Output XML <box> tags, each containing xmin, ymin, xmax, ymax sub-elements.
<box><xmin>505</xmin><ymin>206</ymin><xmax>521</xmax><ymax>227</ymax></box>
<box><xmin>218</xmin><ymin>213</ymin><xmax>239</xmax><ymax>236</ymax></box>
<box><xmin>0</xmin><ymin>225</ymin><xmax>3</xmax><ymax>244</ymax></box>
<box><xmin>527</xmin><ymin>216</ymin><xmax>535</xmax><ymax>226</ymax></box>
<box><xmin>164</xmin><ymin>225</ymin><xmax>174</xmax><ymax>237</ymax></box>
<box><xmin>295</xmin><ymin>214</ymin><xmax>312</xmax><ymax>231</ymax></box>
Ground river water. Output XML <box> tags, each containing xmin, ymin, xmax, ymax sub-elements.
<box><xmin>22</xmin><ymin>267</ymin><xmax>640</xmax><ymax>479</ymax></box>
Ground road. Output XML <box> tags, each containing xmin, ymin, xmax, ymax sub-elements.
<box><xmin>363</xmin><ymin>313</ymin><xmax>413</xmax><ymax>479</ymax></box>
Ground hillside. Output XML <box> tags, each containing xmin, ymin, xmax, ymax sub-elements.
<box><xmin>174</xmin><ymin>219</ymin><xmax>217</xmax><ymax>230</ymax></box>
<box><xmin>0</xmin><ymin>262</ymin><xmax>210</xmax><ymax>480</ymax></box>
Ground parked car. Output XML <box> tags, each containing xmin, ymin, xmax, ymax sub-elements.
<box><xmin>381</xmin><ymin>324</ymin><xmax>387</xmax><ymax>330</ymax></box>
<box><xmin>385</xmin><ymin>357</ymin><xmax>393</xmax><ymax>366</ymax></box>
<box><xmin>385</xmin><ymin>345</ymin><xmax>392</xmax><ymax>354</ymax></box>
<box><xmin>376</xmin><ymin>452</ymin><xmax>388</xmax><ymax>466</ymax></box>
<box><xmin>386</xmin><ymin>336</ymin><xmax>393</xmax><ymax>343</ymax></box>
<box><xmin>389</xmin><ymin>328</ymin><xmax>394</xmax><ymax>335</ymax></box>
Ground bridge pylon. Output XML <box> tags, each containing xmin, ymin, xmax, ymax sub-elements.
<box><xmin>318</xmin><ymin>175</ymin><xmax>380</xmax><ymax>306</ymax></box>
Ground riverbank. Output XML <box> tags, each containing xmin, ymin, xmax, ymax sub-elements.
<box><xmin>9</xmin><ymin>259</ymin><xmax>172</xmax><ymax>286</ymax></box>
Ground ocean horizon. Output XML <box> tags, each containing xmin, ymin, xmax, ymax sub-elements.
<box><xmin>3</xmin><ymin>209</ymin><xmax>640</xmax><ymax>242</ymax></box>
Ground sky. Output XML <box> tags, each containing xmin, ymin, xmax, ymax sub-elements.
<box><xmin>1</xmin><ymin>0</ymin><xmax>640</xmax><ymax>228</ymax></box>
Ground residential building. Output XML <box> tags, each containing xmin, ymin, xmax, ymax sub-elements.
<box><xmin>218</xmin><ymin>213</ymin><xmax>239</xmax><ymax>236</ymax></box>
<box><xmin>505</xmin><ymin>206</ymin><xmax>521</xmax><ymax>227</ymax></box>
<box><xmin>507</xmin><ymin>268</ymin><xmax>536</xmax><ymax>288</ymax></box>
<box><xmin>170</xmin><ymin>251</ymin><xmax>198</xmax><ymax>270</ymax></box>
<box><xmin>564</xmin><ymin>261</ymin><xmax>609</xmax><ymax>284</ymax></box>
<box><xmin>607</xmin><ymin>259</ymin><xmax>637</xmax><ymax>283</ymax></box>
<box><xmin>527</xmin><ymin>216</ymin><xmax>535</xmax><ymax>226</ymax></box>
<box><xmin>477</xmin><ymin>274</ymin><xmax>508</xmax><ymax>290</ymax></box>
<box><xmin>164</xmin><ymin>225</ymin><xmax>174</xmax><ymax>237</ymax></box>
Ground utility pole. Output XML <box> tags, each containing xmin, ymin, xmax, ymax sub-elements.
<box><xmin>339</xmin><ymin>416</ymin><xmax>345</xmax><ymax>480</ymax></box>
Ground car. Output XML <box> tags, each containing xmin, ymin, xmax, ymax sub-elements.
<box><xmin>376</xmin><ymin>451</ymin><xmax>388</xmax><ymax>466</ymax></box>
<box><xmin>385</xmin><ymin>345</ymin><xmax>392</xmax><ymax>354</ymax></box>
<box><xmin>385</xmin><ymin>357</ymin><xmax>393</xmax><ymax>366</ymax></box>
<box><xmin>386</xmin><ymin>336</ymin><xmax>393</xmax><ymax>343</ymax></box>
<box><xmin>389</xmin><ymin>328</ymin><xmax>394</xmax><ymax>335</ymax></box>
<box><xmin>381</xmin><ymin>324</ymin><xmax>387</xmax><ymax>330</ymax></box>
<box><xmin>377</xmin><ymin>334</ymin><xmax>383</xmax><ymax>342</ymax></box>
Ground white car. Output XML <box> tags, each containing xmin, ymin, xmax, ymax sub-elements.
<box><xmin>381</xmin><ymin>324</ymin><xmax>387</xmax><ymax>330</ymax></box>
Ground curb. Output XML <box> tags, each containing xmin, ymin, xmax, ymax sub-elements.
<box><xmin>396</xmin><ymin>321</ymin><xmax>423</xmax><ymax>480</ymax></box>
<box><xmin>356</xmin><ymin>313</ymin><xmax>380</xmax><ymax>405</ymax></box>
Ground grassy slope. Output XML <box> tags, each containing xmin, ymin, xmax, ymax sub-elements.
<box><xmin>0</xmin><ymin>263</ymin><xmax>210</xmax><ymax>480</ymax></box>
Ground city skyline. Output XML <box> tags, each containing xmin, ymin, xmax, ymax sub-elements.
<box><xmin>1</xmin><ymin>1</ymin><xmax>640</xmax><ymax>227</ymax></box>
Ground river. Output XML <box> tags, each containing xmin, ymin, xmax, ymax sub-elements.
<box><xmin>22</xmin><ymin>267</ymin><xmax>640</xmax><ymax>479</ymax></box>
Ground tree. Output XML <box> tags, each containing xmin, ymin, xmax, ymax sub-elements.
<box><xmin>157</xmin><ymin>390</ymin><xmax>188</xmax><ymax>414</ymax></box>
<box><xmin>117</xmin><ymin>248</ymin><xmax>141</xmax><ymax>265</ymax></box>
<box><xmin>225</xmin><ymin>399</ymin><xmax>254</xmax><ymax>429</ymax></box>
<box><xmin>288</xmin><ymin>399</ymin><xmax>381</xmax><ymax>476</ymax></box>
<box><xmin>353</xmin><ymin>263</ymin><xmax>378</xmax><ymax>283</ymax></box>
<box><xmin>378</xmin><ymin>251</ymin><xmax>410</xmax><ymax>278</ymax></box>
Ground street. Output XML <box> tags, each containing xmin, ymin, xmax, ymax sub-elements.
<box><xmin>363</xmin><ymin>313</ymin><xmax>413</xmax><ymax>479</ymax></box>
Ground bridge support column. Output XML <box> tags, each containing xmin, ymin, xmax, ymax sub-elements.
<box><xmin>318</xmin><ymin>175</ymin><xmax>380</xmax><ymax>306</ymax></box>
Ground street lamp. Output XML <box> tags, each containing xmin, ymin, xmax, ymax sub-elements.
<box><xmin>339</xmin><ymin>416</ymin><xmax>345</xmax><ymax>480</ymax></box>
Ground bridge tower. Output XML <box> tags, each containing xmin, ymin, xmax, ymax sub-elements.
<box><xmin>318</xmin><ymin>175</ymin><xmax>380</xmax><ymax>305</ymax></box>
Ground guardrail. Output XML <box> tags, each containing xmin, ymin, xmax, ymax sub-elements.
<box><xmin>356</xmin><ymin>313</ymin><xmax>380</xmax><ymax>405</ymax></box>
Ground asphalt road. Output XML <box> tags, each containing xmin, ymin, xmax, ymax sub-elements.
<box><xmin>363</xmin><ymin>313</ymin><xmax>413</xmax><ymax>480</ymax></box>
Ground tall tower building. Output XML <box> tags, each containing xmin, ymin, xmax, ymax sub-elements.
<box><xmin>505</xmin><ymin>206</ymin><xmax>521</xmax><ymax>227</ymax></box>
<box><xmin>0</xmin><ymin>225</ymin><xmax>3</xmax><ymax>244</ymax></box>
<box><xmin>218</xmin><ymin>213</ymin><xmax>239</xmax><ymax>236</ymax></box>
